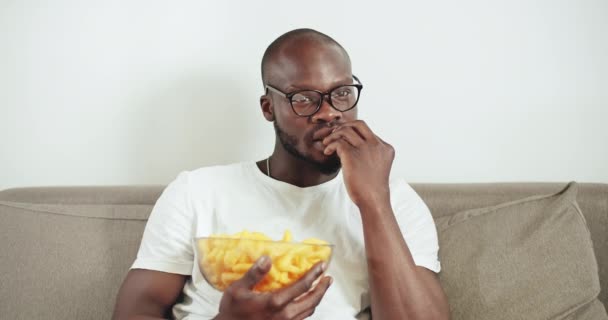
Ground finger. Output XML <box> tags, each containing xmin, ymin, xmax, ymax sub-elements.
<box><xmin>377</xmin><ymin>135</ymin><xmax>391</xmax><ymax>147</ymax></box>
<box><xmin>267</xmin><ymin>261</ymin><xmax>327</xmax><ymax>310</ymax></box>
<box><xmin>323</xmin><ymin>126</ymin><xmax>365</xmax><ymax>147</ymax></box>
<box><xmin>283</xmin><ymin>276</ymin><xmax>333</xmax><ymax>320</ymax></box>
<box><xmin>337</xmin><ymin>120</ymin><xmax>375</xmax><ymax>141</ymax></box>
<box><xmin>235</xmin><ymin>255</ymin><xmax>271</xmax><ymax>290</ymax></box>
<box><xmin>324</xmin><ymin>139</ymin><xmax>353</xmax><ymax>156</ymax></box>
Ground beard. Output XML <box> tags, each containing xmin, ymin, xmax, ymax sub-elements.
<box><xmin>273</xmin><ymin>120</ymin><xmax>341</xmax><ymax>175</ymax></box>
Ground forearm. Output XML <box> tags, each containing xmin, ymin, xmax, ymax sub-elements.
<box><xmin>113</xmin><ymin>310</ymin><xmax>167</xmax><ymax>320</ymax></box>
<box><xmin>113</xmin><ymin>299</ymin><xmax>170</xmax><ymax>320</ymax></box>
<box><xmin>112</xmin><ymin>298</ymin><xmax>171</xmax><ymax>320</ymax></box>
<box><xmin>112</xmin><ymin>270</ymin><xmax>187</xmax><ymax>320</ymax></box>
<box><xmin>359</xmin><ymin>199</ymin><xmax>449</xmax><ymax>320</ymax></box>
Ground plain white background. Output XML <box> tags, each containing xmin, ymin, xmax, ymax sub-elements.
<box><xmin>1</xmin><ymin>0</ymin><xmax>607</xmax><ymax>189</ymax></box>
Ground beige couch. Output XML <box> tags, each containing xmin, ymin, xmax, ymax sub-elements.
<box><xmin>1</xmin><ymin>183</ymin><xmax>606</xmax><ymax>319</ymax></box>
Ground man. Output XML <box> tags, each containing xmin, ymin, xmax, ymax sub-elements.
<box><xmin>113</xmin><ymin>28</ymin><xmax>450</xmax><ymax>320</ymax></box>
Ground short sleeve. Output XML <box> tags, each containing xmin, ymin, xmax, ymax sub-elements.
<box><xmin>391</xmin><ymin>179</ymin><xmax>441</xmax><ymax>273</ymax></box>
<box><xmin>131</xmin><ymin>171</ymin><xmax>195</xmax><ymax>275</ymax></box>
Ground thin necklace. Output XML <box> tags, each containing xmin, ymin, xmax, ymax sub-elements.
<box><xmin>266</xmin><ymin>157</ymin><xmax>271</xmax><ymax>178</ymax></box>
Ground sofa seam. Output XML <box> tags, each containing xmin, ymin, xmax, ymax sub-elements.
<box><xmin>0</xmin><ymin>201</ymin><xmax>150</xmax><ymax>221</ymax></box>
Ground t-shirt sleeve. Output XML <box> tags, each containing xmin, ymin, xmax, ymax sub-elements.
<box><xmin>131</xmin><ymin>171</ymin><xmax>195</xmax><ymax>275</ymax></box>
<box><xmin>391</xmin><ymin>179</ymin><xmax>441</xmax><ymax>273</ymax></box>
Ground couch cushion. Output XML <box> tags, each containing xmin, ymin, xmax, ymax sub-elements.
<box><xmin>413</xmin><ymin>182</ymin><xmax>608</xmax><ymax>308</ymax></box>
<box><xmin>0</xmin><ymin>201</ymin><xmax>150</xmax><ymax>320</ymax></box>
<box><xmin>435</xmin><ymin>182</ymin><xmax>607</xmax><ymax>319</ymax></box>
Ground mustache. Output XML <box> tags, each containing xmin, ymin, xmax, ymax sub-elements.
<box><xmin>306</xmin><ymin>121</ymin><xmax>340</xmax><ymax>142</ymax></box>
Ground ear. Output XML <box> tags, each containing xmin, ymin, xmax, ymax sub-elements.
<box><xmin>260</xmin><ymin>94</ymin><xmax>275</xmax><ymax>122</ymax></box>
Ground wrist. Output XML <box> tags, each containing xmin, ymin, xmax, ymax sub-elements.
<box><xmin>355</xmin><ymin>189</ymin><xmax>391</xmax><ymax>213</ymax></box>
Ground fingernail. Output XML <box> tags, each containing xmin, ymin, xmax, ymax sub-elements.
<box><xmin>329</xmin><ymin>277</ymin><xmax>333</xmax><ymax>285</ymax></box>
<box><xmin>258</xmin><ymin>255</ymin><xmax>269</xmax><ymax>267</ymax></box>
<box><xmin>321</xmin><ymin>262</ymin><xmax>328</xmax><ymax>272</ymax></box>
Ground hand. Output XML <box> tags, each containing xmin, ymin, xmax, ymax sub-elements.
<box><xmin>215</xmin><ymin>256</ymin><xmax>332</xmax><ymax>320</ymax></box>
<box><xmin>322</xmin><ymin>120</ymin><xmax>395</xmax><ymax>208</ymax></box>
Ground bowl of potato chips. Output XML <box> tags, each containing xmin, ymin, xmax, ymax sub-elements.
<box><xmin>195</xmin><ymin>230</ymin><xmax>333</xmax><ymax>292</ymax></box>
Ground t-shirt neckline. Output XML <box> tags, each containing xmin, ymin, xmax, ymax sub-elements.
<box><xmin>247</xmin><ymin>161</ymin><xmax>342</xmax><ymax>194</ymax></box>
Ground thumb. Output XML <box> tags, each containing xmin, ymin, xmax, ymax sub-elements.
<box><xmin>237</xmin><ymin>255</ymin><xmax>271</xmax><ymax>290</ymax></box>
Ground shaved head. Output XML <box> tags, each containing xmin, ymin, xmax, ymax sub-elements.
<box><xmin>261</xmin><ymin>28</ymin><xmax>351</xmax><ymax>86</ymax></box>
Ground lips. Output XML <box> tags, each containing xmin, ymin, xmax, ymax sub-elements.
<box><xmin>313</xmin><ymin>140</ymin><xmax>326</xmax><ymax>152</ymax></box>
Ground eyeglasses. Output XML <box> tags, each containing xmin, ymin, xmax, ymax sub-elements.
<box><xmin>265</xmin><ymin>75</ymin><xmax>363</xmax><ymax>117</ymax></box>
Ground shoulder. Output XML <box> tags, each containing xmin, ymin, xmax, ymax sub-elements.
<box><xmin>389</xmin><ymin>176</ymin><xmax>424</xmax><ymax>203</ymax></box>
<box><xmin>388</xmin><ymin>176</ymin><xmax>432</xmax><ymax>219</ymax></box>
<box><xmin>188</xmin><ymin>162</ymin><xmax>249</xmax><ymax>180</ymax></box>
<box><xmin>179</xmin><ymin>162</ymin><xmax>253</xmax><ymax>192</ymax></box>
<box><xmin>158</xmin><ymin>162</ymin><xmax>252</xmax><ymax>208</ymax></box>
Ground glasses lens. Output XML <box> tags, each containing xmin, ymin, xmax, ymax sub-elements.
<box><xmin>290</xmin><ymin>91</ymin><xmax>322</xmax><ymax>116</ymax></box>
<box><xmin>330</xmin><ymin>86</ymin><xmax>360</xmax><ymax>111</ymax></box>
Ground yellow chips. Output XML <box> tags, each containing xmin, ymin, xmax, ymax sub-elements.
<box><xmin>196</xmin><ymin>230</ymin><xmax>332</xmax><ymax>292</ymax></box>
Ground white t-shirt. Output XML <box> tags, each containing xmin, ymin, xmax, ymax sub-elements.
<box><xmin>132</xmin><ymin>162</ymin><xmax>440</xmax><ymax>319</ymax></box>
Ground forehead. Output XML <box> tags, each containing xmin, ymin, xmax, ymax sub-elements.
<box><xmin>267</xmin><ymin>40</ymin><xmax>352</xmax><ymax>91</ymax></box>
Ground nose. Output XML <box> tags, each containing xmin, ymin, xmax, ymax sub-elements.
<box><xmin>311</xmin><ymin>96</ymin><xmax>341</xmax><ymax>124</ymax></box>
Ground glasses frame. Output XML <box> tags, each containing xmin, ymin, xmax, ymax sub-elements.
<box><xmin>265</xmin><ymin>75</ymin><xmax>363</xmax><ymax>117</ymax></box>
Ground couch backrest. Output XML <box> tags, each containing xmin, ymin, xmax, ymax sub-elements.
<box><xmin>0</xmin><ymin>183</ymin><xmax>606</xmax><ymax>319</ymax></box>
<box><xmin>0</xmin><ymin>186</ymin><xmax>161</xmax><ymax>319</ymax></box>
<box><xmin>412</xmin><ymin>183</ymin><xmax>608</xmax><ymax>309</ymax></box>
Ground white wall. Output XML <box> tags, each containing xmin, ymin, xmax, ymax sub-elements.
<box><xmin>1</xmin><ymin>0</ymin><xmax>607</xmax><ymax>189</ymax></box>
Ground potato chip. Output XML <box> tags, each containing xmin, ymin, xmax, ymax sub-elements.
<box><xmin>197</xmin><ymin>229</ymin><xmax>332</xmax><ymax>292</ymax></box>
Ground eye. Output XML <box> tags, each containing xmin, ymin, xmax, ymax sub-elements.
<box><xmin>292</xmin><ymin>94</ymin><xmax>312</xmax><ymax>103</ymax></box>
<box><xmin>333</xmin><ymin>88</ymin><xmax>353</xmax><ymax>98</ymax></box>
<box><xmin>291</xmin><ymin>91</ymin><xmax>319</xmax><ymax>104</ymax></box>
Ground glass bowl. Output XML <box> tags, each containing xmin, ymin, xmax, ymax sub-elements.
<box><xmin>195</xmin><ymin>236</ymin><xmax>333</xmax><ymax>292</ymax></box>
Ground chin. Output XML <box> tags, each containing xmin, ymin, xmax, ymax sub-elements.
<box><xmin>310</xmin><ymin>152</ymin><xmax>341</xmax><ymax>175</ymax></box>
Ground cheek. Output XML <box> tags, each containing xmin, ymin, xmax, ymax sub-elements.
<box><xmin>345</xmin><ymin>108</ymin><xmax>358</xmax><ymax>120</ymax></box>
<box><xmin>295</xmin><ymin>119</ymin><xmax>313</xmax><ymax>144</ymax></box>
<box><xmin>277</xmin><ymin>114</ymin><xmax>310</xmax><ymax>143</ymax></box>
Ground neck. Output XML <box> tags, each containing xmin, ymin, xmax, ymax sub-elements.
<box><xmin>257</xmin><ymin>144</ymin><xmax>340</xmax><ymax>188</ymax></box>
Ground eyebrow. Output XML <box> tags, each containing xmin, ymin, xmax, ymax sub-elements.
<box><xmin>285</xmin><ymin>77</ymin><xmax>353</xmax><ymax>92</ymax></box>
